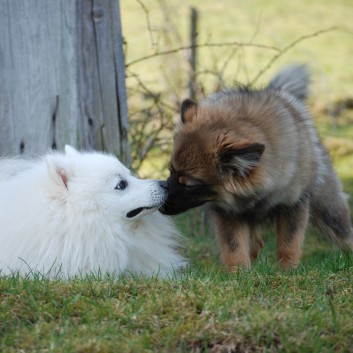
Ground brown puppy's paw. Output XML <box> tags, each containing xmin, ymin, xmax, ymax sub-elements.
<box><xmin>222</xmin><ymin>252</ymin><xmax>252</xmax><ymax>271</ymax></box>
<box><xmin>276</xmin><ymin>253</ymin><xmax>301</xmax><ymax>270</ymax></box>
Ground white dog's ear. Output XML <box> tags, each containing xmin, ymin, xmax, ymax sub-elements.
<box><xmin>45</xmin><ymin>155</ymin><xmax>72</xmax><ymax>189</ymax></box>
<box><xmin>64</xmin><ymin>145</ymin><xmax>80</xmax><ymax>157</ymax></box>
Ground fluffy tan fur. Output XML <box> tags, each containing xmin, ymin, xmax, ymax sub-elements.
<box><xmin>162</xmin><ymin>65</ymin><xmax>353</xmax><ymax>270</ymax></box>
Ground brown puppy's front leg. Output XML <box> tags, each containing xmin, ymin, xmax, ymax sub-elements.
<box><xmin>212</xmin><ymin>210</ymin><xmax>251</xmax><ymax>271</ymax></box>
<box><xmin>250</xmin><ymin>226</ymin><xmax>264</xmax><ymax>263</ymax></box>
<box><xmin>276</xmin><ymin>197</ymin><xmax>310</xmax><ymax>269</ymax></box>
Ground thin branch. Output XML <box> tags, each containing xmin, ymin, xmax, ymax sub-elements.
<box><xmin>136</xmin><ymin>0</ymin><xmax>158</xmax><ymax>48</ymax></box>
<box><xmin>250</xmin><ymin>27</ymin><xmax>337</xmax><ymax>86</ymax></box>
<box><xmin>216</xmin><ymin>15</ymin><xmax>262</xmax><ymax>83</ymax></box>
<box><xmin>126</xmin><ymin>41</ymin><xmax>280</xmax><ymax>68</ymax></box>
<box><xmin>126</xmin><ymin>70</ymin><xmax>178</xmax><ymax>112</ymax></box>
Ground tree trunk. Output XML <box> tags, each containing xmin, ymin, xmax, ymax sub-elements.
<box><xmin>0</xmin><ymin>0</ymin><xmax>130</xmax><ymax>165</ymax></box>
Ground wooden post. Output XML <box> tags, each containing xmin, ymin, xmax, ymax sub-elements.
<box><xmin>188</xmin><ymin>7</ymin><xmax>198</xmax><ymax>100</ymax></box>
<box><xmin>0</xmin><ymin>0</ymin><xmax>130</xmax><ymax>165</ymax></box>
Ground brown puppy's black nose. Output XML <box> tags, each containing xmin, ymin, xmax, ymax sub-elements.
<box><xmin>159</xmin><ymin>180</ymin><xmax>168</xmax><ymax>191</ymax></box>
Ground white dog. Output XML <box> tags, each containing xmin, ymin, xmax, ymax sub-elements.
<box><xmin>0</xmin><ymin>146</ymin><xmax>185</xmax><ymax>278</ymax></box>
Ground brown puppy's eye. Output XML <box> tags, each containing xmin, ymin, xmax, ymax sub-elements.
<box><xmin>178</xmin><ymin>176</ymin><xmax>202</xmax><ymax>187</ymax></box>
<box><xmin>178</xmin><ymin>176</ymin><xmax>188</xmax><ymax>185</ymax></box>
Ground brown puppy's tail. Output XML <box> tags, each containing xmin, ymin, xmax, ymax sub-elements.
<box><xmin>311</xmin><ymin>189</ymin><xmax>353</xmax><ymax>251</ymax></box>
<box><xmin>310</xmin><ymin>151</ymin><xmax>353</xmax><ymax>251</ymax></box>
<box><xmin>268</xmin><ymin>64</ymin><xmax>310</xmax><ymax>101</ymax></box>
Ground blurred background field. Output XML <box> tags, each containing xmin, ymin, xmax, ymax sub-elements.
<box><xmin>120</xmin><ymin>0</ymin><xmax>353</xmax><ymax>189</ymax></box>
<box><xmin>121</xmin><ymin>0</ymin><xmax>353</xmax><ymax>94</ymax></box>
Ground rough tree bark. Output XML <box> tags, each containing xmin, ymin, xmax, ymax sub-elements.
<box><xmin>0</xmin><ymin>0</ymin><xmax>130</xmax><ymax>165</ymax></box>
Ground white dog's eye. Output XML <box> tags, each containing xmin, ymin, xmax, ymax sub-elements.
<box><xmin>115</xmin><ymin>180</ymin><xmax>128</xmax><ymax>190</ymax></box>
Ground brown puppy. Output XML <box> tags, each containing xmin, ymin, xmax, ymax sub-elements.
<box><xmin>161</xmin><ymin>65</ymin><xmax>353</xmax><ymax>270</ymax></box>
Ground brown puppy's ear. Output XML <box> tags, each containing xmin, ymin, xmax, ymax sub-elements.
<box><xmin>181</xmin><ymin>99</ymin><xmax>198</xmax><ymax>124</ymax></box>
<box><xmin>220</xmin><ymin>143</ymin><xmax>265</xmax><ymax>178</ymax></box>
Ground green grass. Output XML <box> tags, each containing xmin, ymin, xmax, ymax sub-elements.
<box><xmin>1</xmin><ymin>238</ymin><xmax>353</xmax><ymax>353</ymax></box>
<box><xmin>1</xmin><ymin>173</ymin><xmax>352</xmax><ymax>352</ymax></box>
<box><xmin>0</xmin><ymin>187</ymin><xmax>353</xmax><ymax>353</ymax></box>
<box><xmin>1</xmin><ymin>193</ymin><xmax>353</xmax><ymax>353</ymax></box>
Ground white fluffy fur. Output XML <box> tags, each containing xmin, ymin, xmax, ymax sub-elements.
<box><xmin>0</xmin><ymin>146</ymin><xmax>185</xmax><ymax>278</ymax></box>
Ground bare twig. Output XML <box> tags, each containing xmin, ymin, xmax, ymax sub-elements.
<box><xmin>136</xmin><ymin>0</ymin><xmax>158</xmax><ymax>48</ymax></box>
<box><xmin>250</xmin><ymin>27</ymin><xmax>337</xmax><ymax>86</ymax></box>
<box><xmin>126</xmin><ymin>41</ymin><xmax>280</xmax><ymax>68</ymax></box>
<box><xmin>126</xmin><ymin>69</ymin><xmax>178</xmax><ymax>112</ymax></box>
